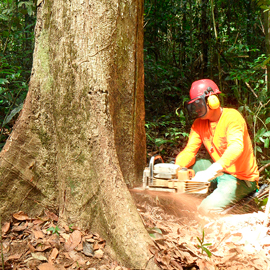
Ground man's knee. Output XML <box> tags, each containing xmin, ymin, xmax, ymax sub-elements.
<box><xmin>197</xmin><ymin>194</ymin><xmax>231</xmax><ymax>215</ymax></box>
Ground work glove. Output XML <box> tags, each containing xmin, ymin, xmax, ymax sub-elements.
<box><xmin>191</xmin><ymin>162</ymin><xmax>223</xmax><ymax>182</ymax></box>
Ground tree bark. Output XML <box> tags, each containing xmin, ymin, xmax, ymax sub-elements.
<box><xmin>0</xmin><ymin>0</ymin><xmax>157</xmax><ymax>268</ymax></box>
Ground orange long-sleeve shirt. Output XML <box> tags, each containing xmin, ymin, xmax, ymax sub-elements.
<box><xmin>175</xmin><ymin>108</ymin><xmax>259</xmax><ymax>181</ymax></box>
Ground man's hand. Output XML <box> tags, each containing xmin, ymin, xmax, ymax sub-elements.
<box><xmin>192</xmin><ymin>162</ymin><xmax>223</xmax><ymax>182</ymax></box>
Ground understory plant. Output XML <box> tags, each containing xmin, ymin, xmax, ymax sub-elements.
<box><xmin>196</xmin><ymin>229</ymin><xmax>212</xmax><ymax>258</ymax></box>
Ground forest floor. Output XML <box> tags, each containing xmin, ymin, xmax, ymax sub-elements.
<box><xmin>1</xmin><ymin>189</ymin><xmax>270</xmax><ymax>270</ymax></box>
<box><xmin>1</xmin><ymin>142</ymin><xmax>270</xmax><ymax>270</ymax></box>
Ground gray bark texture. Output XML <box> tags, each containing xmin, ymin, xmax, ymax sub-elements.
<box><xmin>0</xmin><ymin>0</ymin><xmax>158</xmax><ymax>268</ymax></box>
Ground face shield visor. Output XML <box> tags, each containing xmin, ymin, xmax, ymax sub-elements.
<box><xmin>185</xmin><ymin>95</ymin><xmax>208</xmax><ymax>119</ymax></box>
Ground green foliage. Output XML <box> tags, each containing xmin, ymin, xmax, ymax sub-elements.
<box><xmin>196</xmin><ymin>230</ymin><xmax>212</xmax><ymax>258</ymax></box>
<box><xmin>0</xmin><ymin>0</ymin><xmax>270</xmax><ymax>181</ymax></box>
<box><xmin>254</xmin><ymin>196</ymin><xmax>268</xmax><ymax>210</ymax></box>
<box><xmin>46</xmin><ymin>225</ymin><xmax>60</xmax><ymax>236</ymax></box>
<box><xmin>148</xmin><ymin>227</ymin><xmax>163</xmax><ymax>239</ymax></box>
<box><xmin>69</xmin><ymin>224</ymin><xmax>74</xmax><ymax>232</ymax></box>
<box><xmin>144</xmin><ymin>0</ymin><xmax>270</xmax><ymax>174</ymax></box>
<box><xmin>255</xmin><ymin>0</ymin><xmax>270</xmax><ymax>10</ymax></box>
<box><xmin>0</xmin><ymin>0</ymin><xmax>36</xmax><ymax>150</ymax></box>
<box><xmin>145</xmin><ymin>112</ymin><xmax>189</xmax><ymax>158</ymax></box>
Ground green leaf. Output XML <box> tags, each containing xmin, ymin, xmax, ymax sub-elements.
<box><xmin>263</xmin><ymin>131</ymin><xmax>270</xmax><ymax>137</ymax></box>
<box><xmin>202</xmin><ymin>246</ymin><xmax>212</xmax><ymax>258</ymax></box>
<box><xmin>152</xmin><ymin>227</ymin><xmax>162</xmax><ymax>234</ymax></box>
<box><xmin>3</xmin><ymin>103</ymin><xmax>23</xmax><ymax>126</ymax></box>
<box><xmin>46</xmin><ymin>225</ymin><xmax>60</xmax><ymax>235</ymax></box>
<box><xmin>148</xmin><ymin>227</ymin><xmax>163</xmax><ymax>239</ymax></box>
<box><xmin>0</xmin><ymin>79</ymin><xmax>9</xmax><ymax>85</ymax></box>
<box><xmin>203</xmin><ymin>243</ymin><xmax>212</xmax><ymax>246</ymax></box>
<box><xmin>265</xmin><ymin>138</ymin><xmax>270</xmax><ymax>148</ymax></box>
<box><xmin>265</xmin><ymin>118</ymin><xmax>270</xmax><ymax>125</ymax></box>
<box><xmin>260</xmin><ymin>197</ymin><xmax>268</xmax><ymax>207</ymax></box>
<box><xmin>202</xmin><ymin>230</ymin><xmax>205</xmax><ymax>242</ymax></box>
<box><xmin>196</xmin><ymin>236</ymin><xmax>203</xmax><ymax>245</ymax></box>
<box><xmin>0</xmin><ymin>14</ymin><xmax>9</xmax><ymax>21</ymax></box>
<box><xmin>257</xmin><ymin>128</ymin><xmax>266</xmax><ymax>137</ymax></box>
<box><xmin>155</xmin><ymin>138</ymin><xmax>169</xmax><ymax>147</ymax></box>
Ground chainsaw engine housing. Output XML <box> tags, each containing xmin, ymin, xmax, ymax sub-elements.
<box><xmin>141</xmin><ymin>156</ymin><xmax>209</xmax><ymax>194</ymax></box>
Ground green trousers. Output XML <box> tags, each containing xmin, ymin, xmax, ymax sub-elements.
<box><xmin>192</xmin><ymin>159</ymin><xmax>257</xmax><ymax>215</ymax></box>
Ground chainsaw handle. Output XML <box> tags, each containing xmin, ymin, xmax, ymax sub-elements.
<box><xmin>149</xmin><ymin>155</ymin><xmax>164</xmax><ymax>185</ymax></box>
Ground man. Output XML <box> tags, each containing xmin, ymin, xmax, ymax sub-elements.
<box><xmin>175</xmin><ymin>79</ymin><xmax>259</xmax><ymax>214</ymax></box>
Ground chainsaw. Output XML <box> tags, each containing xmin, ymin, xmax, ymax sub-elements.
<box><xmin>140</xmin><ymin>155</ymin><xmax>210</xmax><ymax>194</ymax></box>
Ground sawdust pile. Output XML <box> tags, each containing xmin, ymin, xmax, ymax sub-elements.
<box><xmin>132</xmin><ymin>190</ymin><xmax>270</xmax><ymax>270</ymax></box>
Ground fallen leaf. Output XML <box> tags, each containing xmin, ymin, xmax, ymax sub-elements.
<box><xmin>49</xmin><ymin>248</ymin><xmax>59</xmax><ymax>263</ymax></box>
<box><xmin>47</xmin><ymin>234</ymin><xmax>60</xmax><ymax>248</ymax></box>
<box><xmin>44</xmin><ymin>210</ymin><xmax>59</xmax><ymax>222</ymax></box>
<box><xmin>93</xmin><ymin>240</ymin><xmax>106</xmax><ymax>250</ymax></box>
<box><xmin>68</xmin><ymin>250</ymin><xmax>86</xmax><ymax>264</ymax></box>
<box><xmin>197</xmin><ymin>259</ymin><xmax>216</xmax><ymax>270</ymax></box>
<box><xmin>171</xmin><ymin>260</ymin><xmax>183</xmax><ymax>270</ymax></box>
<box><xmin>63</xmin><ymin>252</ymin><xmax>71</xmax><ymax>260</ymax></box>
<box><xmin>31</xmin><ymin>252</ymin><xmax>48</xmax><ymax>261</ymax></box>
<box><xmin>38</xmin><ymin>263</ymin><xmax>57</xmax><ymax>270</ymax></box>
<box><xmin>84</xmin><ymin>234</ymin><xmax>94</xmax><ymax>240</ymax></box>
<box><xmin>12</xmin><ymin>222</ymin><xmax>28</xmax><ymax>232</ymax></box>
<box><xmin>92</xmin><ymin>233</ymin><xmax>100</xmax><ymax>239</ymax></box>
<box><xmin>149</xmin><ymin>245</ymin><xmax>159</xmax><ymax>255</ymax></box>
<box><xmin>64</xmin><ymin>230</ymin><xmax>81</xmax><ymax>252</ymax></box>
<box><xmin>13</xmin><ymin>211</ymin><xmax>30</xmax><ymax>221</ymax></box>
<box><xmin>38</xmin><ymin>262</ymin><xmax>65</xmax><ymax>270</ymax></box>
<box><xmin>33</xmin><ymin>230</ymin><xmax>45</xmax><ymax>239</ymax></box>
<box><xmin>83</xmin><ymin>241</ymin><xmax>94</xmax><ymax>257</ymax></box>
<box><xmin>76</xmin><ymin>242</ymin><xmax>83</xmax><ymax>251</ymax></box>
<box><xmin>28</xmin><ymin>242</ymin><xmax>36</xmax><ymax>252</ymax></box>
<box><xmin>33</xmin><ymin>218</ymin><xmax>49</xmax><ymax>225</ymax></box>
<box><xmin>2</xmin><ymin>222</ymin><xmax>10</xmax><ymax>234</ymax></box>
<box><xmin>35</xmin><ymin>244</ymin><xmax>51</xmax><ymax>252</ymax></box>
<box><xmin>94</xmin><ymin>249</ymin><xmax>104</xmax><ymax>259</ymax></box>
<box><xmin>6</xmin><ymin>253</ymin><xmax>23</xmax><ymax>261</ymax></box>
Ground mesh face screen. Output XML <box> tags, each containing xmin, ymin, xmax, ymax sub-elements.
<box><xmin>185</xmin><ymin>97</ymin><xmax>207</xmax><ymax>119</ymax></box>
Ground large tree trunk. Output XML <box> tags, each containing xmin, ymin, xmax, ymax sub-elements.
<box><xmin>0</xmin><ymin>0</ymin><xmax>157</xmax><ymax>268</ymax></box>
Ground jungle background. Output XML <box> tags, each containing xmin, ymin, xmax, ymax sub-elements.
<box><xmin>1</xmin><ymin>0</ymin><xmax>270</xmax><ymax>182</ymax></box>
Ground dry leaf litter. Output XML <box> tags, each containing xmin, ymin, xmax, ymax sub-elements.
<box><xmin>1</xmin><ymin>191</ymin><xmax>270</xmax><ymax>270</ymax></box>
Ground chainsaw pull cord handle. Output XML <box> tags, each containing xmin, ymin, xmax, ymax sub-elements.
<box><xmin>149</xmin><ymin>155</ymin><xmax>164</xmax><ymax>185</ymax></box>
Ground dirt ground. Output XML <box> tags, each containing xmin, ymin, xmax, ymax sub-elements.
<box><xmin>1</xmin><ymin>190</ymin><xmax>270</xmax><ymax>270</ymax></box>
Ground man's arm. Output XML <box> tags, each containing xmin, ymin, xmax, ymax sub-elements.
<box><xmin>175</xmin><ymin>125</ymin><xmax>202</xmax><ymax>168</ymax></box>
<box><xmin>215</xmin><ymin>116</ymin><xmax>245</xmax><ymax>169</ymax></box>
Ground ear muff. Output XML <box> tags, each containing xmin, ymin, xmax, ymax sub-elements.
<box><xmin>207</xmin><ymin>95</ymin><xmax>220</xmax><ymax>109</ymax></box>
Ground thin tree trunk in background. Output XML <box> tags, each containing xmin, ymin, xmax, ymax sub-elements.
<box><xmin>264</xmin><ymin>10</ymin><xmax>270</xmax><ymax>92</ymax></box>
<box><xmin>200</xmin><ymin>0</ymin><xmax>208</xmax><ymax>77</ymax></box>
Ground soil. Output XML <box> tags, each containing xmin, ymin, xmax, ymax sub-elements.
<box><xmin>1</xmin><ymin>190</ymin><xmax>270</xmax><ymax>270</ymax></box>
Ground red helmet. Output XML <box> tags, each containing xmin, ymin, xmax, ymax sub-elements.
<box><xmin>185</xmin><ymin>79</ymin><xmax>221</xmax><ymax>119</ymax></box>
<box><xmin>189</xmin><ymin>79</ymin><xmax>221</xmax><ymax>99</ymax></box>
